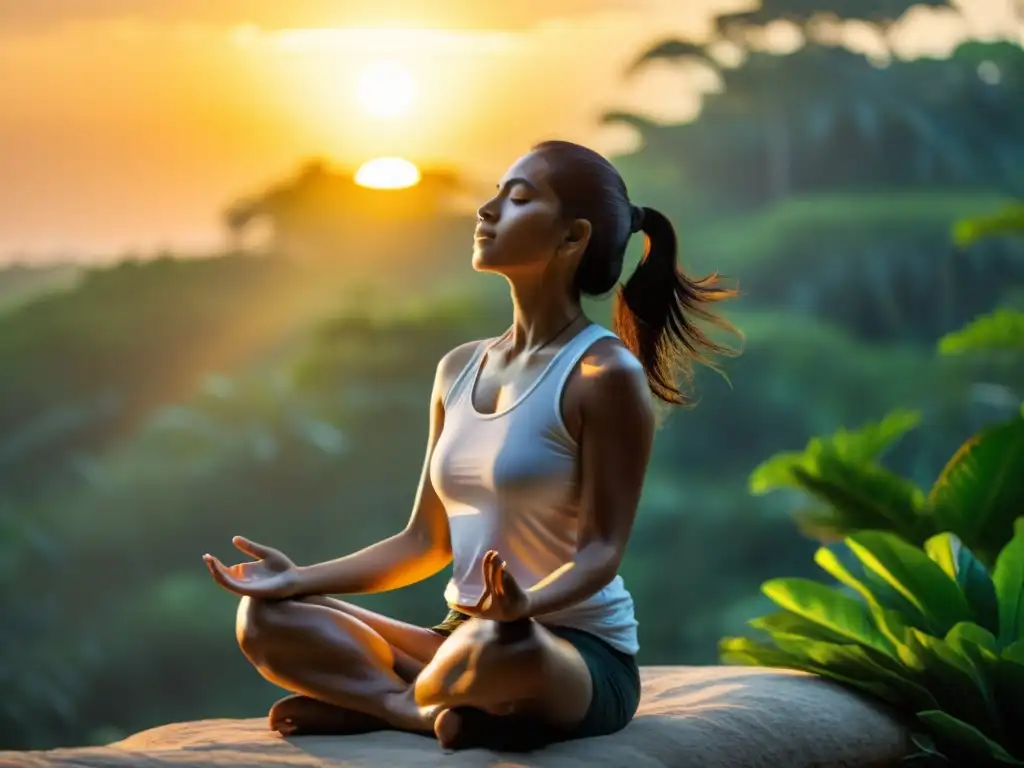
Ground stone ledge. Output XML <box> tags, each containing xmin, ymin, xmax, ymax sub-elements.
<box><xmin>3</xmin><ymin>666</ymin><xmax>911</xmax><ymax>768</ymax></box>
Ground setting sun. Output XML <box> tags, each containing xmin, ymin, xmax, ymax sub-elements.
<box><xmin>355</xmin><ymin>60</ymin><xmax>416</xmax><ymax>118</ymax></box>
<box><xmin>354</xmin><ymin>157</ymin><xmax>422</xmax><ymax>189</ymax></box>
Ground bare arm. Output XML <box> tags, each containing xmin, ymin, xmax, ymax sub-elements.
<box><xmin>525</xmin><ymin>344</ymin><xmax>655</xmax><ymax>616</ymax></box>
<box><xmin>293</xmin><ymin>342</ymin><xmax>481</xmax><ymax>596</ymax></box>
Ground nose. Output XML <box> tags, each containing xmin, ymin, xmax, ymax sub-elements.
<box><xmin>476</xmin><ymin>198</ymin><xmax>498</xmax><ymax>223</ymax></box>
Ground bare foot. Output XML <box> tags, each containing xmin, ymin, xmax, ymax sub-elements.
<box><xmin>269</xmin><ymin>694</ymin><xmax>388</xmax><ymax>737</ymax></box>
<box><xmin>435</xmin><ymin>705</ymin><xmax>550</xmax><ymax>752</ymax></box>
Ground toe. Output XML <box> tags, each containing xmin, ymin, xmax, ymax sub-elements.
<box><xmin>433</xmin><ymin>708</ymin><xmax>463</xmax><ymax>749</ymax></box>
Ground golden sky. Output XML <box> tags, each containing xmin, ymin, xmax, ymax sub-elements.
<box><xmin>0</xmin><ymin>0</ymin><xmax>1019</xmax><ymax>260</ymax></box>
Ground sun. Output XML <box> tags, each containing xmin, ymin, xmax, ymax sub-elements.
<box><xmin>355</xmin><ymin>60</ymin><xmax>416</xmax><ymax>118</ymax></box>
<box><xmin>354</xmin><ymin>157</ymin><xmax>422</xmax><ymax>189</ymax></box>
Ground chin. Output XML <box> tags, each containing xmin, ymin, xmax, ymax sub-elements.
<box><xmin>471</xmin><ymin>243</ymin><xmax>501</xmax><ymax>273</ymax></box>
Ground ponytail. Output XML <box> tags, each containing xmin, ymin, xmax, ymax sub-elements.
<box><xmin>613</xmin><ymin>206</ymin><xmax>742</xmax><ymax>406</ymax></box>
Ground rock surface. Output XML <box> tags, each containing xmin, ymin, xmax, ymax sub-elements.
<box><xmin>3</xmin><ymin>666</ymin><xmax>910</xmax><ymax>768</ymax></box>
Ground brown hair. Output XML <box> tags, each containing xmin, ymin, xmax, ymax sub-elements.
<box><xmin>532</xmin><ymin>140</ymin><xmax>742</xmax><ymax>405</ymax></box>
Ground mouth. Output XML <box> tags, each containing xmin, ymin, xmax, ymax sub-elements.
<box><xmin>474</xmin><ymin>229</ymin><xmax>496</xmax><ymax>242</ymax></box>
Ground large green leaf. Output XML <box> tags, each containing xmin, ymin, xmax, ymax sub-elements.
<box><xmin>814</xmin><ymin>543</ymin><xmax>929</xmax><ymax>638</ymax></box>
<box><xmin>918</xmin><ymin>711</ymin><xmax>1024</xmax><ymax>766</ymax></box>
<box><xmin>760</xmin><ymin>577</ymin><xmax>895</xmax><ymax>656</ymax></box>
<box><xmin>720</xmin><ymin>636</ymin><xmax>917</xmax><ymax>708</ymax></box>
<box><xmin>938</xmin><ymin>309</ymin><xmax>1024</xmax><ymax>356</ymax></box>
<box><xmin>926</xmin><ymin>533</ymin><xmax>1001</xmax><ymax>635</ymax></box>
<box><xmin>946</xmin><ymin>622</ymin><xmax>999</xmax><ymax>657</ymax></box>
<box><xmin>748</xmin><ymin>450</ymin><xmax>807</xmax><ymax>494</ymax></box>
<box><xmin>718</xmin><ymin>636</ymin><xmax>807</xmax><ymax>669</ymax></box>
<box><xmin>930</xmin><ymin>417</ymin><xmax>1024</xmax><ymax>568</ymax></box>
<box><xmin>748</xmin><ymin>610</ymin><xmax>851</xmax><ymax>644</ymax></box>
<box><xmin>943</xmin><ymin>623</ymin><xmax>1004</xmax><ymax>734</ymax></box>
<box><xmin>749</xmin><ymin>409</ymin><xmax>922</xmax><ymax>495</ymax></box>
<box><xmin>904</xmin><ymin>629</ymin><xmax>1000</xmax><ymax>737</ymax></box>
<box><xmin>817</xmin><ymin>409</ymin><xmax>924</xmax><ymax>464</ymax></box>
<box><xmin>768</xmin><ymin>633</ymin><xmax>936</xmax><ymax>710</ymax></box>
<box><xmin>790</xmin><ymin>456</ymin><xmax>931</xmax><ymax>545</ymax></box>
<box><xmin>993</xmin><ymin>519</ymin><xmax>1024</xmax><ymax>646</ymax></box>
<box><xmin>1005</xmin><ymin>641</ymin><xmax>1024</xmax><ymax>664</ymax></box>
<box><xmin>848</xmin><ymin>531</ymin><xmax>972</xmax><ymax>636</ymax></box>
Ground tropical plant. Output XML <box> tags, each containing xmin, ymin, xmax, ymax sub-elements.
<box><xmin>953</xmin><ymin>203</ymin><xmax>1024</xmax><ymax>249</ymax></box>
<box><xmin>938</xmin><ymin>309</ymin><xmax>1024</xmax><ymax>357</ymax></box>
<box><xmin>720</xmin><ymin>521</ymin><xmax>1024</xmax><ymax>765</ymax></box>
<box><xmin>749</xmin><ymin>410</ymin><xmax>1024</xmax><ymax>568</ymax></box>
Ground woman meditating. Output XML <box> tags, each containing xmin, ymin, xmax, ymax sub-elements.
<box><xmin>203</xmin><ymin>140</ymin><xmax>740</xmax><ymax>750</ymax></box>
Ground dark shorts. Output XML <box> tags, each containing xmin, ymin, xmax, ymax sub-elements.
<box><xmin>429</xmin><ymin>609</ymin><xmax>641</xmax><ymax>745</ymax></box>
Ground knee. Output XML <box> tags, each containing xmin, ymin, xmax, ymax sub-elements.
<box><xmin>235</xmin><ymin>596</ymin><xmax>299</xmax><ymax>659</ymax></box>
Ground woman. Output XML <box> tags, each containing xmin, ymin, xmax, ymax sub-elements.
<box><xmin>203</xmin><ymin>140</ymin><xmax>740</xmax><ymax>751</ymax></box>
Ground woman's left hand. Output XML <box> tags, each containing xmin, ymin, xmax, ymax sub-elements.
<box><xmin>454</xmin><ymin>550</ymin><xmax>532</xmax><ymax>622</ymax></box>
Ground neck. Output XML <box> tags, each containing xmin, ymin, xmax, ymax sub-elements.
<box><xmin>506</xmin><ymin>277</ymin><xmax>582</xmax><ymax>354</ymax></box>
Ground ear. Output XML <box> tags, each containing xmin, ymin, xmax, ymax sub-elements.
<box><xmin>559</xmin><ymin>218</ymin><xmax>592</xmax><ymax>260</ymax></box>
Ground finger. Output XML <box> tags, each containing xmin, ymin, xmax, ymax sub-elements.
<box><xmin>482</xmin><ymin>555</ymin><xmax>496</xmax><ymax>597</ymax></box>
<box><xmin>481</xmin><ymin>550</ymin><xmax>496</xmax><ymax>573</ymax></box>
<box><xmin>233</xmin><ymin>536</ymin><xmax>277</xmax><ymax>561</ymax></box>
<box><xmin>498</xmin><ymin>562</ymin><xmax>517</xmax><ymax>598</ymax></box>
<box><xmin>204</xmin><ymin>554</ymin><xmax>241</xmax><ymax>593</ymax></box>
<box><xmin>484</xmin><ymin>550</ymin><xmax>502</xmax><ymax>585</ymax></box>
<box><xmin>479</xmin><ymin>552</ymin><xmax>493</xmax><ymax>591</ymax></box>
<box><xmin>490</xmin><ymin>558</ymin><xmax>507</xmax><ymax>600</ymax></box>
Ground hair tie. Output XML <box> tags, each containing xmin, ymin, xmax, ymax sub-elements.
<box><xmin>630</xmin><ymin>205</ymin><xmax>645</xmax><ymax>234</ymax></box>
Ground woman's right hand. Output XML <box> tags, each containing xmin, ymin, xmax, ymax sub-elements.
<box><xmin>203</xmin><ymin>536</ymin><xmax>303</xmax><ymax>599</ymax></box>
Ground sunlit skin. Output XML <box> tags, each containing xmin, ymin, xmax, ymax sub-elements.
<box><xmin>203</xmin><ymin>149</ymin><xmax>655</xmax><ymax>747</ymax></box>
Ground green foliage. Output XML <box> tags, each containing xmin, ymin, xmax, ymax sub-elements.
<box><xmin>681</xmin><ymin>191</ymin><xmax>1022</xmax><ymax>344</ymax></box>
<box><xmin>954</xmin><ymin>204</ymin><xmax>1024</xmax><ymax>248</ymax></box>
<box><xmin>750</xmin><ymin>408</ymin><xmax>922</xmax><ymax>489</ymax></box>
<box><xmin>720</xmin><ymin>522</ymin><xmax>1024</xmax><ymax>765</ymax></box>
<box><xmin>0</xmin><ymin>264</ymin><xmax>83</xmax><ymax>314</ymax></box>
<box><xmin>615</xmin><ymin>34</ymin><xmax>1024</xmax><ymax>348</ymax></box>
<box><xmin>938</xmin><ymin>309</ymin><xmax>1024</xmax><ymax>356</ymax></box>
<box><xmin>3</xmin><ymin>1</ymin><xmax>1023</xmax><ymax>754</ymax></box>
<box><xmin>712</xmin><ymin>0</ymin><xmax>952</xmax><ymax>34</ymax></box>
<box><xmin>930</xmin><ymin>418</ymin><xmax>1024</xmax><ymax>568</ymax></box>
<box><xmin>750</xmin><ymin>412</ymin><xmax>1024</xmax><ymax>568</ymax></box>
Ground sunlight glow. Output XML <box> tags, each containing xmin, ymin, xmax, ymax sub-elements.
<box><xmin>355</xmin><ymin>60</ymin><xmax>416</xmax><ymax>117</ymax></box>
<box><xmin>354</xmin><ymin>157</ymin><xmax>422</xmax><ymax>189</ymax></box>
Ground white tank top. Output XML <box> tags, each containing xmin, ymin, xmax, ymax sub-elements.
<box><xmin>429</xmin><ymin>323</ymin><xmax>640</xmax><ymax>655</ymax></box>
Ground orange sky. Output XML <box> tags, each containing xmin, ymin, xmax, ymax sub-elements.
<box><xmin>0</xmin><ymin>0</ymin><xmax>1019</xmax><ymax>261</ymax></box>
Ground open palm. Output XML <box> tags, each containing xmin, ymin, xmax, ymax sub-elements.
<box><xmin>203</xmin><ymin>536</ymin><xmax>301</xmax><ymax>599</ymax></box>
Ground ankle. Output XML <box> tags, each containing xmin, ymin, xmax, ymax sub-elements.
<box><xmin>382</xmin><ymin>688</ymin><xmax>437</xmax><ymax>733</ymax></box>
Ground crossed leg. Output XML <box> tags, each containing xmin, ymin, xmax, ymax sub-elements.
<box><xmin>236</xmin><ymin>595</ymin><xmax>593</xmax><ymax>748</ymax></box>
<box><xmin>237</xmin><ymin>595</ymin><xmax>445</xmax><ymax>736</ymax></box>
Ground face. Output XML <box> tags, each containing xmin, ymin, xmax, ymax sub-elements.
<box><xmin>473</xmin><ymin>151</ymin><xmax>591</xmax><ymax>282</ymax></box>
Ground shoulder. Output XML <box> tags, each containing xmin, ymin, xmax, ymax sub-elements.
<box><xmin>563</xmin><ymin>334</ymin><xmax>653</xmax><ymax>436</ymax></box>
<box><xmin>576</xmin><ymin>336</ymin><xmax>651</xmax><ymax>410</ymax></box>
<box><xmin>434</xmin><ymin>338</ymin><xmax>491</xmax><ymax>403</ymax></box>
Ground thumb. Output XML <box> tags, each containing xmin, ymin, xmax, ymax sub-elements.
<box><xmin>233</xmin><ymin>536</ymin><xmax>278</xmax><ymax>561</ymax></box>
